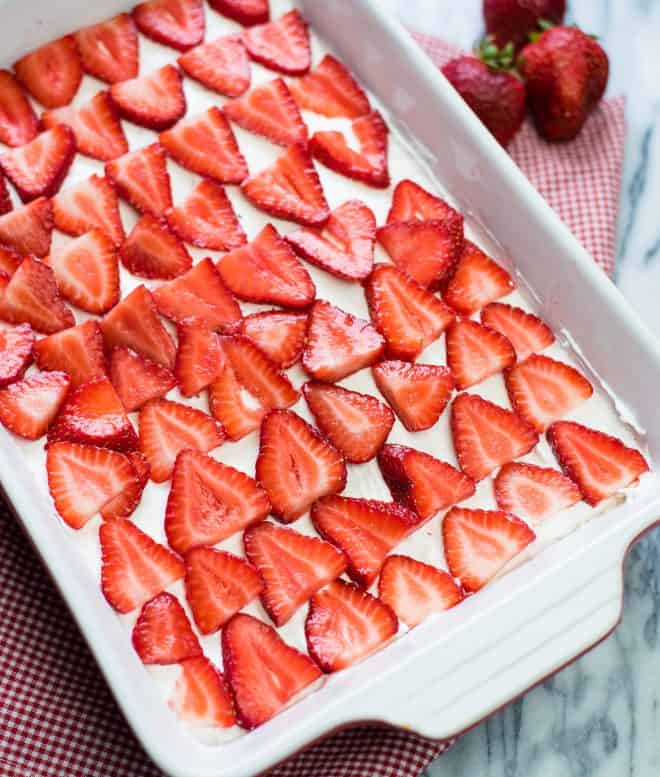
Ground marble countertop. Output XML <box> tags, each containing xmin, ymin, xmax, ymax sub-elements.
<box><xmin>376</xmin><ymin>1</ymin><xmax>660</xmax><ymax>776</ymax></box>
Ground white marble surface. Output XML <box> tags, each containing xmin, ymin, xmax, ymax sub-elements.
<box><xmin>374</xmin><ymin>2</ymin><xmax>660</xmax><ymax>776</ymax></box>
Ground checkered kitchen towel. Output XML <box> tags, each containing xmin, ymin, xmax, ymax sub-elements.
<box><xmin>0</xmin><ymin>33</ymin><xmax>626</xmax><ymax>777</ymax></box>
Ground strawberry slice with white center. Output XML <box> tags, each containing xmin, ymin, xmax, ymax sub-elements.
<box><xmin>222</xmin><ymin>613</ymin><xmax>321</xmax><ymax>730</ymax></box>
<box><xmin>132</xmin><ymin>592</ymin><xmax>202</xmax><ymax>665</ymax></box>
<box><xmin>244</xmin><ymin>521</ymin><xmax>347</xmax><ymax>627</ymax></box>
<box><xmin>46</xmin><ymin>442</ymin><xmax>137</xmax><ymax>529</ymax></box>
<box><xmin>241</xmin><ymin>143</ymin><xmax>329</xmax><ymax>227</ymax></box>
<box><xmin>101</xmin><ymin>520</ymin><xmax>185</xmax><ymax>613</ymax></box>
<box><xmin>0</xmin><ymin>70</ymin><xmax>38</xmax><ymax>147</ymax></box>
<box><xmin>450</xmin><ymin>393</ymin><xmax>538</xmax><ymax>481</ymax></box>
<box><xmin>184</xmin><ymin>546</ymin><xmax>263</xmax><ymax>634</ymax></box>
<box><xmin>241</xmin><ymin>10</ymin><xmax>310</xmax><ymax>76</ymax></box>
<box><xmin>120</xmin><ymin>215</ymin><xmax>192</xmax><ymax>280</ymax></box>
<box><xmin>109</xmin><ymin>64</ymin><xmax>186</xmax><ymax>131</ymax></box>
<box><xmin>310</xmin><ymin>110</ymin><xmax>390</xmax><ymax>188</ymax></box>
<box><xmin>45</xmin><ymin>229</ymin><xmax>120</xmax><ymax>315</ymax></box>
<box><xmin>169</xmin><ymin>656</ymin><xmax>236</xmax><ymax>728</ymax></box>
<box><xmin>365</xmin><ymin>263</ymin><xmax>454</xmax><ymax>360</ymax></box>
<box><xmin>74</xmin><ymin>13</ymin><xmax>139</xmax><ymax>85</ymax></box>
<box><xmin>14</xmin><ymin>36</ymin><xmax>82</xmax><ymax>109</ymax></box>
<box><xmin>101</xmin><ymin>285</ymin><xmax>177</xmax><ymax>369</ymax></box>
<box><xmin>223</xmin><ymin>77</ymin><xmax>307</xmax><ymax>147</ymax></box>
<box><xmin>302</xmin><ymin>300</ymin><xmax>385</xmax><ymax>383</ymax></box>
<box><xmin>442</xmin><ymin>507</ymin><xmax>535</xmax><ymax>592</ymax></box>
<box><xmin>0</xmin><ymin>323</ymin><xmax>33</xmax><ymax>387</ymax></box>
<box><xmin>138</xmin><ymin>398</ymin><xmax>225</xmax><ymax>482</ymax></box>
<box><xmin>100</xmin><ymin>450</ymin><xmax>151</xmax><ymax>521</ymax></box>
<box><xmin>175</xmin><ymin>321</ymin><xmax>223</xmax><ymax>397</ymax></box>
<box><xmin>377</xmin><ymin>444</ymin><xmax>475</xmax><ymax>520</ymax></box>
<box><xmin>52</xmin><ymin>174</ymin><xmax>125</xmax><ymax>246</ymax></box>
<box><xmin>505</xmin><ymin>354</ymin><xmax>593</xmax><ymax>432</ymax></box>
<box><xmin>178</xmin><ymin>35</ymin><xmax>250</xmax><ymax>97</ymax></box>
<box><xmin>166</xmin><ymin>179</ymin><xmax>246</xmax><ymax>251</ymax></box>
<box><xmin>133</xmin><ymin>0</ymin><xmax>205</xmax><ymax>52</ymax></box>
<box><xmin>303</xmin><ymin>381</ymin><xmax>394</xmax><ymax>464</ymax></box>
<box><xmin>494</xmin><ymin>461</ymin><xmax>582</xmax><ymax>522</ymax></box>
<box><xmin>109</xmin><ymin>347</ymin><xmax>176</xmax><ymax>411</ymax></box>
<box><xmin>152</xmin><ymin>258</ymin><xmax>241</xmax><ymax>329</ymax></box>
<box><xmin>160</xmin><ymin>107</ymin><xmax>247</xmax><ymax>184</ymax></box>
<box><xmin>372</xmin><ymin>360</ymin><xmax>454</xmax><ymax>432</ymax></box>
<box><xmin>209</xmin><ymin>0</ymin><xmax>269</xmax><ymax>26</ymax></box>
<box><xmin>34</xmin><ymin>320</ymin><xmax>107</xmax><ymax>388</ymax></box>
<box><xmin>547</xmin><ymin>421</ymin><xmax>649</xmax><ymax>506</ymax></box>
<box><xmin>446</xmin><ymin>319</ymin><xmax>515</xmax><ymax>390</ymax></box>
<box><xmin>106</xmin><ymin>143</ymin><xmax>173</xmax><ymax>218</ymax></box>
<box><xmin>0</xmin><ymin>198</ymin><xmax>52</xmax><ymax>257</ymax></box>
<box><xmin>378</xmin><ymin>555</ymin><xmax>464</xmax><ymax>629</ymax></box>
<box><xmin>443</xmin><ymin>240</ymin><xmax>514</xmax><ymax>315</ymax></box>
<box><xmin>234</xmin><ymin>310</ymin><xmax>307</xmax><ymax>369</ymax></box>
<box><xmin>387</xmin><ymin>179</ymin><xmax>461</xmax><ymax>224</ymax></box>
<box><xmin>0</xmin><ymin>371</ymin><xmax>69</xmax><ymax>440</ymax></box>
<box><xmin>285</xmin><ymin>199</ymin><xmax>376</xmax><ymax>281</ymax></box>
<box><xmin>256</xmin><ymin>409</ymin><xmax>346</xmax><ymax>523</ymax></box>
<box><xmin>481</xmin><ymin>302</ymin><xmax>555</xmax><ymax>362</ymax></box>
<box><xmin>289</xmin><ymin>54</ymin><xmax>370</xmax><ymax>118</ymax></box>
<box><xmin>305</xmin><ymin>580</ymin><xmax>398</xmax><ymax>672</ymax></box>
<box><xmin>217</xmin><ymin>223</ymin><xmax>315</xmax><ymax>308</ymax></box>
<box><xmin>42</xmin><ymin>91</ymin><xmax>128</xmax><ymax>162</ymax></box>
<box><xmin>0</xmin><ymin>125</ymin><xmax>75</xmax><ymax>202</ymax></box>
<box><xmin>166</xmin><ymin>449</ymin><xmax>270</xmax><ymax>555</ymax></box>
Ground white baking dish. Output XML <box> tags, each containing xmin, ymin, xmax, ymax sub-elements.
<box><xmin>2</xmin><ymin>1</ymin><xmax>660</xmax><ymax>776</ymax></box>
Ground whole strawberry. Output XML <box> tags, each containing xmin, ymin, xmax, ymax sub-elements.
<box><xmin>519</xmin><ymin>26</ymin><xmax>609</xmax><ymax>142</ymax></box>
<box><xmin>484</xmin><ymin>0</ymin><xmax>566</xmax><ymax>49</ymax></box>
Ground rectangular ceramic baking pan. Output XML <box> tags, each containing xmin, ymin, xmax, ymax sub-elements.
<box><xmin>2</xmin><ymin>1</ymin><xmax>660</xmax><ymax>775</ymax></box>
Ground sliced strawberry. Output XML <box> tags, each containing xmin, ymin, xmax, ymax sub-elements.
<box><xmin>101</xmin><ymin>285</ymin><xmax>177</xmax><ymax>369</ymax></box>
<box><xmin>450</xmin><ymin>393</ymin><xmax>538</xmax><ymax>481</ymax></box>
<box><xmin>45</xmin><ymin>229</ymin><xmax>120</xmax><ymax>315</ymax></box>
<box><xmin>178</xmin><ymin>35</ymin><xmax>250</xmax><ymax>97</ymax></box>
<box><xmin>46</xmin><ymin>442</ymin><xmax>136</xmax><ymax>529</ymax></box>
<box><xmin>33</xmin><ymin>320</ymin><xmax>107</xmax><ymax>388</ymax></box>
<box><xmin>52</xmin><ymin>174</ymin><xmax>125</xmax><ymax>246</ymax></box>
<box><xmin>481</xmin><ymin>302</ymin><xmax>555</xmax><ymax>362</ymax></box>
<box><xmin>14</xmin><ymin>36</ymin><xmax>82</xmax><ymax>109</ymax></box>
<box><xmin>285</xmin><ymin>199</ymin><xmax>376</xmax><ymax>281</ymax></box>
<box><xmin>74</xmin><ymin>13</ymin><xmax>139</xmax><ymax>85</ymax></box>
<box><xmin>0</xmin><ymin>323</ymin><xmax>33</xmax><ymax>387</ymax></box>
<box><xmin>0</xmin><ymin>69</ymin><xmax>38</xmax><ymax>147</ymax></box>
<box><xmin>0</xmin><ymin>256</ymin><xmax>74</xmax><ymax>334</ymax></box>
<box><xmin>377</xmin><ymin>444</ymin><xmax>475</xmax><ymax>520</ymax></box>
<box><xmin>310</xmin><ymin>110</ymin><xmax>390</xmax><ymax>188</ymax></box>
<box><xmin>109</xmin><ymin>347</ymin><xmax>176</xmax><ymax>411</ymax></box>
<box><xmin>303</xmin><ymin>381</ymin><xmax>394</xmax><ymax>464</ymax></box>
<box><xmin>256</xmin><ymin>409</ymin><xmax>346</xmax><ymax>523</ymax></box>
<box><xmin>222</xmin><ymin>613</ymin><xmax>321</xmax><ymax>730</ymax></box>
<box><xmin>175</xmin><ymin>321</ymin><xmax>222</xmax><ymax>396</ymax></box>
<box><xmin>446</xmin><ymin>319</ymin><xmax>515</xmax><ymax>390</ymax></box>
<box><xmin>235</xmin><ymin>310</ymin><xmax>306</xmax><ymax>368</ymax></box>
<box><xmin>241</xmin><ymin>143</ymin><xmax>329</xmax><ymax>227</ymax></box>
<box><xmin>100</xmin><ymin>450</ymin><xmax>151</xmax><ymax>520</ymax></box>
<box><xmin>0</xmin><ymin>371</ymin><xmax>69</xmax><ymax>439</ymax></box>
<box><xmin>242</xmin><ymin>10</ymin><xmax>310</xmax><ymax>76</ymax></box>
<box><xmin>0</xmin><ymin>125</ymin><xmax>75</xmax><ymax>202</ymax></box>
<box><xmin>547</xmin><ymin>421</ymin><xmax>649</xmax><ymax>506</ymax></box>
<box><xmin>42</xmin><ymin>91</ymin><xmax>128</xmax><ymax>162</ymax></box>
<box><xmin>166</xmin><ymin>179</ymin><xmax>246</xmax><ymax>251</ymax></box>
<box><xmin>505</xmin><ymin>354</ymin><xmax>593</xmax><ymax>433</ymax></box>
<box><xmin>223</xmin><ymin>77</ymin><xmax>307</xmax><ymax>147</ymax></box>
<box><xmin>443</xmin><ymin>240</ymin><xmax>514</xmax><ymax>315</ymax></box>
<box><xmin>0</xmin><ymin>198</ymin><xmax>52</xmax><ymax>257</ymax></box>
<box><xmin>0</xmin><ymin>246</ymin><xmax>20</xmax><ymax>277</ymax></box>
<box><xmin>305</xmin><ymin>580</ymin><xmax>397</xmax><ymax>672</ymax></box>
<box><xmin>494</xmin><ymin>461</ymin><xmax>581</xmax><ymax>522</ymax></box>
<box><xmin>209</xmin><ymin>0</ymin><xmax>269</xmax><ymax>26</ymax></box>
<box><xmin>0</xmin><ymin>176</ymin><xmax>10</xmax><ymax>216</ymax></box>
<box><xmin>386</xmin><ymin>179</ymin><xmax>461</xmax><ymax>225</ymax></box>
<box><xmin>133</xmin><ymin>0</ymin><xmax>205</xmax><ymax>51</ymax></box>
<box><xmin>184</xmin><ymin>546</ymin><xmax>263</xmax><ymax>635</ymax></box>
<box><xmin>289</xmin><ymin>54</ymin><xmax>370</xmax><ymax>118</ymax></box>
<box><xmin>152</xmin><ymin>258</ymin><xmax>241</xmax><ymax>329</ymax></box>
<box><xmin>120</xmin><ymin>215</ymin><xmax>192</xmax><ymax>280</ymax></box>
<box><xmin>365</xmin><ymin>263</ymin><xmax>454</xmax><ymax>360</ymax></box>
<box><xmin>166</xmin><ymin>449</ymin><xmax>270</xmax><ymax>555</ymax></box>
<box><xmin>302</xmin><ymin>300</ymin><xmax>385</xmax><ymax>383</ymax></box>
<box><xmin>372</xmin><ymin>360</ymin><xmax>454</xmax><ymax>432</ymax></box>
<box><xmin>217</xmin><ymin>223</ymin><xmax>315</xmax><ymax>308</ymax></box>
<box><xmin>160</xmin><ymin>107</ymin><xmax>247</xmax><ymax>184</ymax></box>
<box><xmin>245</xmin><ymin>522</ymin><xmax>346</xmax><ymax>626</ymax></box>
<box><xmin>105</xmin><ymin>142</ymin><xmax>172</xmax><ymax>218</ymax></box>
<box><xmin>109</xmin><ymin>64</ymin><xmax>186</xmax><ymax>131</ymax></box>
<box><xmin>378</xmin><ymin>555</ymin><xmax>464</xmax><ymax>629</ymax></box>
<box><xmin>101</xmin><ymin>520</ymin><xmax>185</xmax><ymax>613</ymax></box>
<box><xmin>443</xmin><ymin>507</ymin><xmax>535</xmax><ymax>592</ymax></box>
<box><xmin>169</xmin><ymin>656</ymin><xmax>236</xmax><ymax>728</ymax></box>
<box><xmin>138</xmin><ymin>398</ymin><xmax>225</xmax><ymax>482</ymax></box>
<box><xmin>133</xmin><ymin>592</ymin><xmax>202</xmax><ymax>664</ymax></box>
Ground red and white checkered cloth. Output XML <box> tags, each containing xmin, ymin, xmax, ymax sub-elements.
<box><xmin>0</xmin><ymin>34</ymin><xmax>626</xmax><ymax>777</ymax></box>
